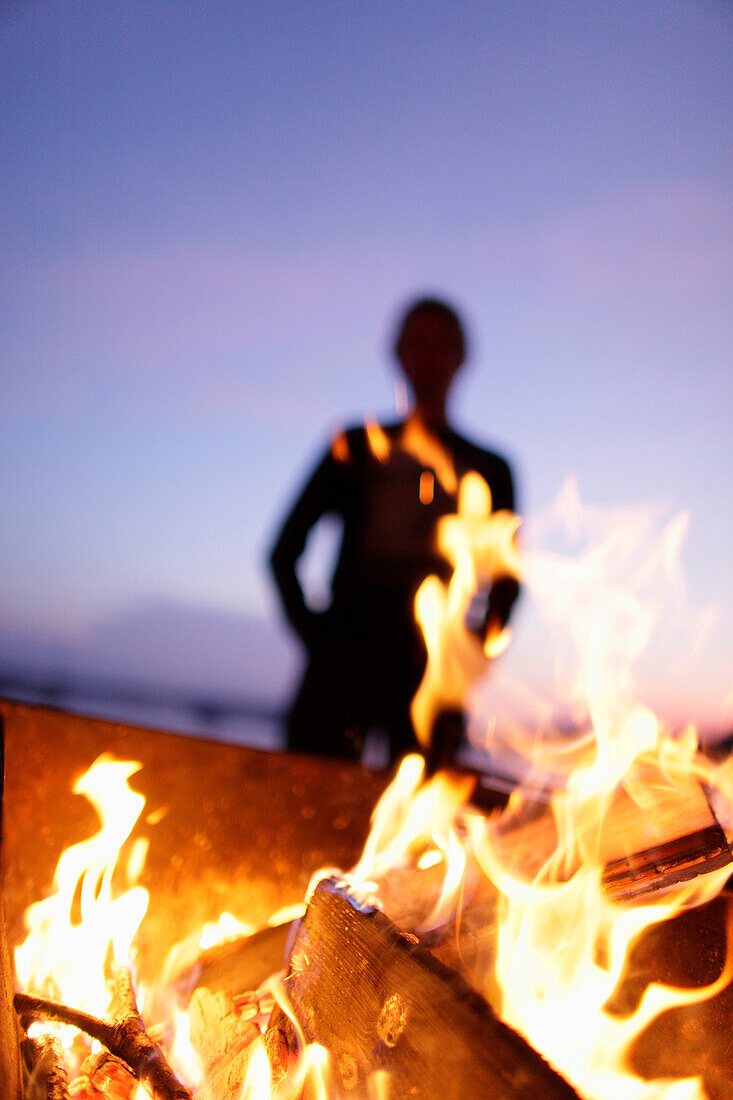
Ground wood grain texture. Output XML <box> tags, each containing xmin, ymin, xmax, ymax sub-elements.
<box><xmin>276</xmin><ymin>877</ymin><xmax>580</xmax><ymax>1100</ymax></box>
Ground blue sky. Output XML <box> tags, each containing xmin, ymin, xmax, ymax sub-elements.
<box><xmin>1</xmin><ymin>1</ymin><xmax>731</xmax><ymax>730</ymax></box>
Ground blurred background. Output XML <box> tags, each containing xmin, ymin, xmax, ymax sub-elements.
<box><xmin>1</xmin><ymin>1</ymin><xmax>731</xmax><ymax>751</ymax></box>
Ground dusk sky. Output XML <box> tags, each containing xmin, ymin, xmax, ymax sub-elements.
<box><xmin>1</xmin><ymin>2</ymin><xmax>731</xmax><ymax>735</ymax></box>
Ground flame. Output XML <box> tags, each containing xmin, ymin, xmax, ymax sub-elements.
<box><xmin>14</xmin><ymin>482</ymin><xmax>733</xmax><ymax>1100</ymax></box>
<box><xmin>15</xmin><ymin>754</ymin><xmax>149</xmax><ymax>1019</ymax></box>
<box><xmin>462</xmin><ymin>511</ymin><xmax>733</xmax><ymax>1096</ymax></box>
<box><xmin>367</xmin><ymin>1069</ymin><xmax>391</xmax><ymax>1100</ymax></box>
<box><xmin>365</xmin><ymin>420</ymin><xmax>391</xmax><ymax>463</ymax></box>
<box><xmin>419</xmin><ymin>469</ymin><xmax>435</xmax><ymax>504</ymax></box>
<box><xmin>400</xmin><ymin>414</ymin><xmax>457</xmax><ymax>494</ymax></box>
<box><xmin>302</xmin><ymin>1043</ymin><xmax>330</xmax><ymax>1100</ymax></box>
<box><xmin>168</xmin><ymin>1004</ymin><xmax>206</xmax><ymax>1090</ymax></box>
<box><xmin>469</xmin><ymin>767</ymin><xmax>733</xmax><ymax>1100</ymax></box>
<box><xmin>198</xmin><ymin>912</ymin><xmax>256</xmax><ymax>951</ymax></box>
<box><xmin>331</xmin><ymin>429</ymin><xmax>351</xmax><ymax>464</ymax></box>
<box><xmin>15</xmin><ymin>748</ymin><xmax>329</xmax><ymax>1099</ymax></box>
<box><xmin>422</xmin><ymin>826</ymin><xmax>467</xmax><ymax>930</ymax></box>
<box><xmin>332</xmin><ymin>754</ymin><xmax>475</xmax><ymax>932</ymax></box>
<box><xmin>346</xmin><ymin>479</ymin><xmax>733</xmax><ymax>1100</ymax></box>
<box><xmin>411</xmin><ymin>469</ymin><xmax>520</xmax><ymax>746</ymax></box>
<box><xmin>365</xmin><ymin>412</ymin><xmax>462</xmax><ymax>503</ymax></box>
<box><xmin>341</xmin><ymin>734</ymin><xmax>733</xmax><ymax>1099</ymax></box>
<box><xmin>484</xmin><ymin>624</ymin><xmax>512</xmax><ymax>659</ymax></box>
<box><xmin>241</xmin><ymin>1039</ymin><xmax>273</xmax><ymax>1099</ymax></box>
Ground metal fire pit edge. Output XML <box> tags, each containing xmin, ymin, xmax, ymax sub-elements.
<box><xmin>0</xmin><ymin>698</ymin><xmax>388</xmax><ymax>988</ymax></box>
<box><xmin>1</xmin><ymin>713</ymin><xmax>24</xmax><ymax>1099</ymax></box>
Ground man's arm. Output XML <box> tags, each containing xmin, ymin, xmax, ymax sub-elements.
<box><xmin>269</xmin><ymin>440</ymin><xmax>351</xmax><ymax>647</ymax></box>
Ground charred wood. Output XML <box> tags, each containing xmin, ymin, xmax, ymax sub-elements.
<box><xmin>261</xmin><ymin>1005</ymin><xmax>292</xmax><ymax>1087</ymax></box>
<box><xmin>489</xmin><ymin>762</ymin><xmax>732</xmax><ymax>900</ymax></box>
<box><xmin>106</xmin><ymin>966</ymin><xmax>193</xmax><ymax>1100</ymax></box>
<box><xmin>76</xmin><ymin>1051</ymin><xmax>139</xmax><ymax>1100</ymax></box>
<box><xmin>15</xmin><ymin>967</ymin><xmax>192</xmax><ymax>1100</ymax></box>
<box><xmin>271</xmin><ymin>876</ymin><xmax>580</xmax><ymax>1100</ymax></box>
<box><xmin>20</xmin><ymin>1034</ymin><xmax>70</xmax><ymax>1100</ymax></box>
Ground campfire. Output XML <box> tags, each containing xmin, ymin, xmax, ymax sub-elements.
<box><xmin>3</xmin><ymin>474</ymin><xmax>732</xmax><ymax>1099</ymax></box>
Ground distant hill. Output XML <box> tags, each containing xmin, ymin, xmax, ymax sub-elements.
<box><xmin>1</xmin><ymin>596</ymin><xmax>729</xmax><ymax>750</ymax></box>
<box><xmin>0</xmin><ymin>599</ymin><xmax>302</xmax><ymax>738</ymax></box>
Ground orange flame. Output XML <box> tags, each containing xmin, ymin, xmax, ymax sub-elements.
<box><xmin>15</xmin><ymin>755</ymin><xmax>149</xmax><ymax>1019</ymax></box>
<box><xmin>356</xmin><ymin>479</ymin><xmax>733</xmax><ymax>1099</ymax></box>
<box><xmin>365</xmin><ymin>420</ymin><xmax>391</xmax><ymax>463</ymax></box>
<box><xmin>330</xmin><ymin>430</ymin><xmax>351</xmax><ymax>464</ymax></box>
<box><xmin>400</xmin><ymin>414</ymin><xmax>457</xmax><ymax>494</ymax></box>
<box><xmin>241</xmin><ymin>1039</ymin><xmax>272</xmax><ymax>1098</ymax></box>
<box><xmin>16</xmin><ymin>481</ymin><xmax>733</xmax><ymax>1100</ymax></box>
<box><xmin>411</xmin><ymin>470</ymin><xmax>520</xmax><ymax>746</ymax></box>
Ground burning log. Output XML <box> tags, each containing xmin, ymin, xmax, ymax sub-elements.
<box><xmin>187</xmin><ymin>986</ymin><xmax>263</xmax><ymax>1099</ymax></box>
<box><xmin>270</xmin><ymin>876</ymin><xmax>580</xmax><ymax>1099</ymax></box>
<box><xmin>488</xmin><ymin>758</ymin><xmax>732</xmax><ymax>900</ymax></box>
<box><xmin>106</xmin><ymin>966</ymin><xmax>193</xmax><ymax>1100</ymax></box>
<box><xmin>15</xmin><ymin>966</ymin><xmax>192</xmax><ymax>1100</ymax></box>
<box><xmin>75</xmin><ymin>1052</ymin><xmax>139</xmax><ymax>1100</ymax></box>
<box><xmin>20</xmin><ymin>1034</ymin><xmax>70</xmax><ymax>1100</ymax></box>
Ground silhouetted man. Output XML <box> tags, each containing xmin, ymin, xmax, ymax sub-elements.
<box><xmin>269</xmin><ymin>297</ymin><xmax>519</xmax><ymax>765</ymax></box>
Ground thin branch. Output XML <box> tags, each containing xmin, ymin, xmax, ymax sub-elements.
<box><xmin>15</xmin><ymin>977</ymin><xmax>193</xmax><ymax>1100</ymax></box>
<box><xmin>14</xmin><ymin>993</ymin><xmax>113</xmax><ymax>1046</ymax></box>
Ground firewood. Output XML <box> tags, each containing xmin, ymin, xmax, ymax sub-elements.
<box><xmin>261</xmin><ymin>1005</ymin><xmax>292</xmax><ymax>1086</ymax></box>
<box><xmin>20</xmin><ymin>1033</ymin><xmax>70</xmax><ymax>1100</ymax></box>
<box><xmin>269</xmin><ymin>876</ymin><xmax>580</xmax><ymax>1100</ymax></box>
<box><xmin>105</xmin><ymin>966</ymin><xmax>193</xmax><ymax>1100</ymax></box>
<box><xmin>15</xmin><ymin>967</ymin><xmax>192</xmax><ymax>1100</ymax></box>
<box><xmin>187</xmin><ymin>986</ymin><xmax>262</xmax><ymax>1100</ymax></box>
<box><xmin>15</xmin><ymin>992</ymin><xmax>115</xmax><ymax>1046</ymax></box>
<box><xmin>605</xmin><ymin>893</ymin><xmax>733</xmax><ymax>1100</ymax></box>
<box><xmin>489</xmin><ymin>760</ymin><xmax>732</xmax><ymax>899</ymax></box>
<box><xmin>172</xmin><ymin>920</ymin><xmax>292</xmax><ymax>998</ymax></box>
<box><xmin>76</xmin><ymin>1051</ymin><xmax>139</xmax><ymax>1100</ymax></box>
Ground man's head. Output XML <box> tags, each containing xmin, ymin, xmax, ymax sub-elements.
<box><xmin>393</xmin><ymin>297</ymin><xmax>467</xmax><ymax>423</ymax></box>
